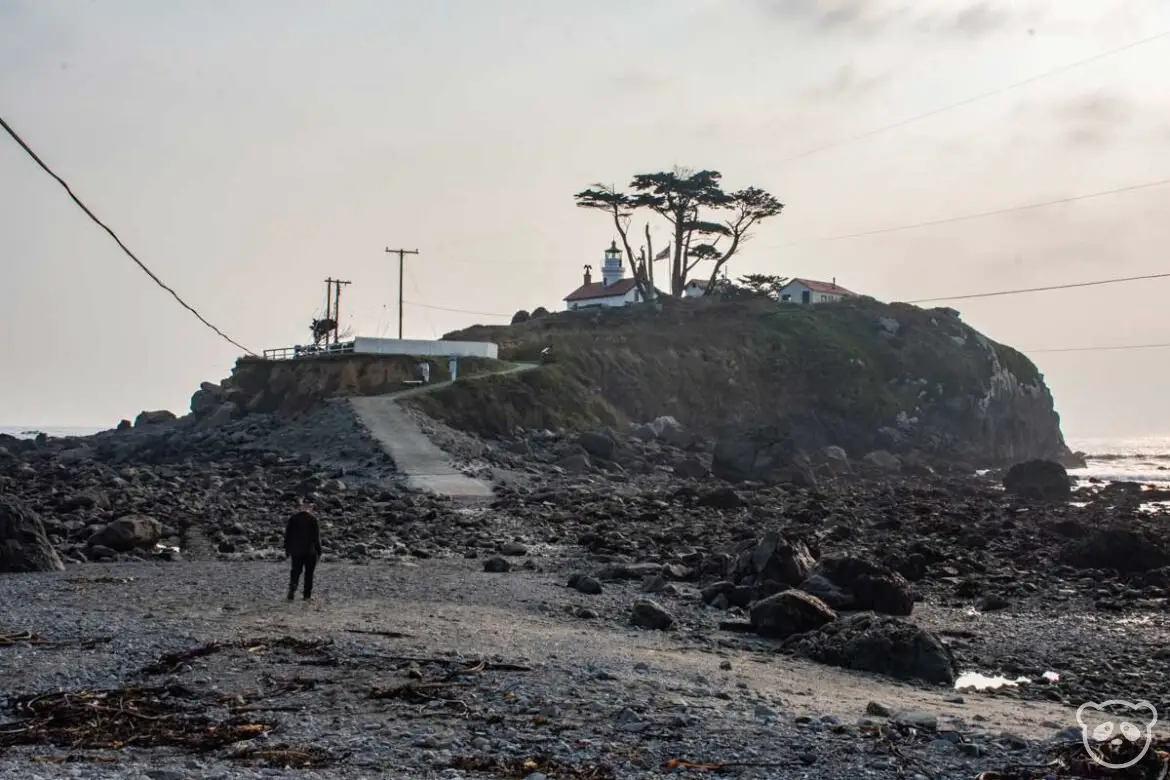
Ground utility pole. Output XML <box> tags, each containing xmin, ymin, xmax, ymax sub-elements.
<box><xmin>384</xmin><ymin>247</ymin><xmax>419</xmax><ymax>339</ymax></box>
<box><xmin>323</xmin><ymin>277</ymin><xmax>351</xmax><ymax>345</ymax></box>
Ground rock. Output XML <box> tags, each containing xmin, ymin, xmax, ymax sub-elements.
<box><xmin>134</xmin><ymin>410</ymin><xmax>177</xmax><ymax>427</ymax></box>
<box><xmin>629</xmin><ymin>599</ymin><xmax>676</xmax><ymax>630</ymax></box>
<box><xmin>818</xmin><ymin>446</ymin><xmax>852</xmax><ymax>476</ymax></box>
<box><xmin>749</xmin><ymin>589</ymin><xmax>837</xmax><ymax>638</ymax></box>
<box><xmin>866</xmin><ymin>701</ymin><xmax>893</xmax><ymax>717</ymax></box>
<box><xmin>800</xmin><ymin>554</ymin><xmax>915</xmax><ymax>616</ymax></box>
<box><xmin>483</xmin><ymin>556</ymin><xmax>511</xmax><ymax>573</ymax></box>
<box><xmin>557</xmin><ymin>453</ymin><xmax>592</xmax><ymax>473</ymax></box>
<box><xmin>649</xmin><ymin>416</ymin><xmax>691</xmax><ymax>448</ymax></box>
<box><xmin>862</xmin><ymin>450</ymin><xmax>902</xmax><ymax>472</ymax></box>
<box><xmin>1059</xmin><ymin>527</ymin><xmax>1170</xmax><ymax>573</ymax></box>
<box><xmin>673</xmin><ymin>457</ymin><xmax>708</xmax><ymax>479</ymax></box>
<box><xmin>203</xmin><ymin>402</ymin><xmax>240</xmax><ymax>427</ymax></box>
<box><xmin>0</xmin><ymin>497</ymin><xmax>66</xmax><ymax>573</ymax></box>
<box><xmin>578</xmin><ymin>431</ymin><xmax>616</xmax><ymax>461</ymax></box>
<box><xmin>785</xmin><ymin>612</ymin><xmax>958</xmax><ymax>685</ymax></box>
<box><xmin>1003</xmin><ymin>459</ymin><xmax>1070</xmax><ymax>501</ymax></box>
<box><xmin>732</xmin><ymin>532</ymin><xmax>816</xmax><ymax>589</ymax></box>
<box><xmin>712</xmin><ymin>429</ymin><xmax>815</xmax><ymax>484</ymax></box>
<box><xmin>500</xmin><ymin>541</ymin><xmax>529</xmax><ymax>556</ymax></box>
<box><xmin>116</xmin><ymin>419</ymin><xmax>132</xmax><ymax>431</ymax></box>
<box><xmin>87</xmin><ymin>515</ymin><xmax>162</xmax><ymax>553</ymax></box>
<box><xmin>568</xmin><ymin>573</ymin><xmax>602</xmax><ymax>595</ymax></box>
<box><xmin>698</xmin><ymin>487</ymin><xmax>744</xmax><ymax>510</ymax></box>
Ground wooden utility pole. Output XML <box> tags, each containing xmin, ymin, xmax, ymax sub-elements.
<box><xmin>384</xmin><ymin>247</ymin><xmax>419</xmax><ymax>339</ymax></box>
<box><xmin>324</xmin><ymin>277</ymin><xmax>351</xmax><ymax>344</ymax></box>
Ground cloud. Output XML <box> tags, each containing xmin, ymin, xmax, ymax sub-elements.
<box><xmin>1049</xmin><ymin>91</ymin><xmax>1136</xmax><ymax>147</ymax></box>
<box><xmin>753</xmin><ymin>0</ymin><xmax>1026</xmax><ymax>39</ymax></box>
<box><xmin>603</xmin><ymin>67</ymin><xmax>675</xmax><ymax>96</ymax></box>
<box><xmin>802</xmin><ymin>63</ymin><xmax>885</xmax><ymax>102</ymax></box>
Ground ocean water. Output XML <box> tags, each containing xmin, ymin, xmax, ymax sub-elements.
<box><xmin>1067</xmin><ymin>435</ymin><xmax>1170</xmax><ymax>489</ymax></box>
<box><xmin>0</xmin><ymin>425</ymin><xmax>110</xmax><ymax>440</ymax></box>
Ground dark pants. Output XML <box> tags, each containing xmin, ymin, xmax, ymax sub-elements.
<box><xmin>288</xmin><ymin>553</ymin><xmax>318</xmax><ymax>599</ymax></box>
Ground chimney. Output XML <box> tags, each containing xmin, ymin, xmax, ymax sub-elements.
<box><xmin>832</xmin><ymin>276</ymin><xmax>837</xmax><ymax>288</ymax></box>
<box><xmin>583</xmin><ymin>264</ymin><xmax>593</xmax><ymax>286</ymax></box>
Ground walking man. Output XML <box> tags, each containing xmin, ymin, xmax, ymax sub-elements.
<box><xmin>284</xmin><ymin>501</ymin><xmax>322</xmax><ymax>601</ymax></box>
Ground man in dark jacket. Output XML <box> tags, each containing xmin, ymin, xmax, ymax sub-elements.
<box><xmin>284</xmin><ymin>502</ymin><xmax>322</xmax><ymax>601</ymax></box>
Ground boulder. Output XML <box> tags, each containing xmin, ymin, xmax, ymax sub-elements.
<box><xmin>749</xmin><ymin>589</ymin><xmax>837</xmax><ymax>638</ymax></box>
<box><xmin>649</xmin><ymin>416</ymin><xmax>691</xmax><ymax>448</ymax></box>
<box><xmin>134</xmin><ymin>410</ymin><xmax>177</xmax><ymax>427</ymax></box>
<box><xmin>673</xmin><ymin>457</ymin><xmax>708</xmax><ymax>479</ymax></box>
<box><xmin>731</xmin><ymin>531</ymin><xmax>816</xmax><ymax>589</ymax></box>
<box><xmin>1003</xmin><ymin>459</ymin><xmax>1071</xmax><ymax>501</ymax></box>
<box><xmin>190</xmin><ymin>381</ymin><xmax>226</xmax><ymax>416</ymax></box>
<box><xmin>862</xmin><ymin>450</ymin><xmax>902</xmax><ymax>472</ymax></box>
<box><xmin>1059</xmin><ymin>527</ymin><xmax>1170</xmax><ymax>574</ymax></box>
<box><xmin>578</xmin><ymin>431</ymin><xmax>616</xmax><ymax>461</ymax></box>
<box><xmin>0</xmin><ymin>497</ymin><xmax>65</xmax><ymax>573</ymax></box>
<box><xmin>818</xmin><ymin>446</ymin><xmax>852</xmax><ymax>477</ymax></box>
<box><xmin>87</xmin><ymin>515</ymin><xmax>162</xmax><ymax>553</ymax></box>
<box><xmin>630</xmin><ymin>599</ymin><xmax>676</xmax><ymax>630</ymax></box>
<box><xmin>784</xmin><ymin>612</ymin><xmax>958</xmax><ymax>685</ymax></box>
<box><xmin>800</xmin><ymin>554</ymin><xmax>915</xmax><ymax>616</ymax></box>
<box><xmin>568</xmin><ymin>573</ymin><xmax>603</xmax><ymax>595</ymax></box>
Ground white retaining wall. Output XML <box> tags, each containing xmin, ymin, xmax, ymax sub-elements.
<box><xmin>351</xmin><ymin>337</ymin><xmax>498</xmax><ymax>359</ymax></box>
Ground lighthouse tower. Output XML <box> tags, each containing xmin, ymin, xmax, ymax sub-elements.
<box><xmin>601</xmin><ymin>240</ymin><xmax>624</xmax><ymax>287</ymax></box>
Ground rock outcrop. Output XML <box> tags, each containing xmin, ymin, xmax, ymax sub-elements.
<box><xmin>419</xmin><ymin>297</ymin><xmax>1075</xmax><ymax>469</ymax></box>
<box><xmin>785</xmin><ymin>613</ymin><xmax>958</xmax><ymax>685</ymax></box>
<box><xmin>0</xmin><ymin>497</ymin><xmax>65</xmax><ymax>573</ymax></box>
<box><xmin>1003</xmin><ymin>459</ymin><xmax>1071</xmax><ymax>502</ymax></box>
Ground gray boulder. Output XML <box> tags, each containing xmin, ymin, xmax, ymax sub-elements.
<box><xmin>749</xmin><ymin>589</ymin><xmax>837</xmax><ymax>638</ymax></box>
<box><xmin>785</xmin><ymin>612</ymin><xmax>958</xmax><ymax>685</ymax></box>
<box><xmin>1003</xmin><ymin>459</ymin><xmax>1071</xmax><ymax>502</ymax></box>
<box><xmin>732</xmin><ymin>531</ymin><xmax>816</xmax><ymax>589</ymax></box>
<box><xmin>800</xmin><ymin>554</ymin><xmax>915</xmax><ymax>616</ymax></box>
<box><xmin>577</xmin><ymin>431</ymin><xmax>616</xmax><ymax>461</ymax></box>
<box><xmin>0</xmin><ymin>497</ymin><xmax>65</xmax><ymax>573</ymax></box>
<box><xmin>87</xmin><ymin>515</ymin><xmax>162</xmax><ymax>553</ymax></box>
<box><xmin>630</xmin><ymin>599</ymin><xmax>676</xmax><ymax>630</ymax></box>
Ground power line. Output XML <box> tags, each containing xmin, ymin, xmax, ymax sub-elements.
<box><xmin>402</xmin><ymin>300</ymin><xmax>511</xmax><ymax>318</ymax></box>
<box><xmin>908</xmin><ymin>272</ymin><xmax>1170</xmax><ymax>304</ymax></box>
<box><xmin>779</xmin><ymin>174</ymin><xmax>1170</xmax><ymax>246</ymax></box>
<box><xmin>1029</xmin><ymin>342</ymin><xmax>1170</xmax><ymax>354</ymax></box>
<box><xmin>775</xmin><ymin>29</ymin><xmax>1170</xmax><ymax>166</ymax></box>
<box><xmin>0</xmin><ymin>114</ymin><xmax>257</xmax><ymax>356</ymax></box>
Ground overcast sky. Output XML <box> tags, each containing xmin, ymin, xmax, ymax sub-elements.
<box><xmin>2</xmin><ymin>0</ymin><xmax>1168</xmax><ymax>439</ymax></box>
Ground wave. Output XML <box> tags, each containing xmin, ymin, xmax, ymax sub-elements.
<box><xmin>1084</xmin><ymin>452</ymin><xmax>1170</xmax><ymax>462</ymax></box>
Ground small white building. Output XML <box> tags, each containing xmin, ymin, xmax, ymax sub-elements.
<box><xmin>564</xmin><ymin>241</ymin><xmax>656</xmax><ymax>310</ymax></box>
<box><xmin>778</xmin><ymin>278</ymin><xmax>856</xmax><ymax>304</ymax></box>
<box><xmin>683</xmin><ymin>279</ymin><xmax>709</xmax><ymax>298</ymax></box>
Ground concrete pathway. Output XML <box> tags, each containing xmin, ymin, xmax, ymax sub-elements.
<box><xmin>349</xmin><ymin>362</ymin><xmax>537</xmax><ymax>499</ymax></box>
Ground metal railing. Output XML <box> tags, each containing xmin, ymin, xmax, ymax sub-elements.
<box><xmin>261</xmin><ymin>342</ymin><xmax>356</xmax><ymax>361</ymax></box>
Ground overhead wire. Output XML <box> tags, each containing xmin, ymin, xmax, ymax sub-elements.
<box><xmin>907</xmin><ymin>272</ymin><xmax>1170</xmax><ymax>304</ymax></box>
<box><xmin>0</xmin><ymin>114</ymin><xmax>258</xmax><ymax>356</ymax></box>
<box><xmin>777</xmin><ymin>175</ymin><xmax>1170</xmax><ymax>246</ymax></box>
<box><xmin>402</xmin><ymin>300</ymin><xmax>512</xmax><ymax>318</ymax></box>
<box><xmin>1029</xmin><ymin>342</ymin><xmax>1170</xmax><ymax>354</ymax></box>
<box><xmin>774</xmin><ymin>29</ymin><xmax>1170</xmax><ymax>165</ymax></box>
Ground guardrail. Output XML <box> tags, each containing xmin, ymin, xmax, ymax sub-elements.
<box><xmin>262</xmin><ymin>342</ymin><xmax>356</xmax><ymax>361</ymax></box>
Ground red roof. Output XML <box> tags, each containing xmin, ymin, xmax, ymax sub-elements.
<box><xmin>564</xmin><ymin>278</ymin><xmax>638</xmax><ymax>302</ymax></box>
<box><xmin>787</xmin><ymin>278</ymin><xmax>856</xmax><ymax>296</ymax></box>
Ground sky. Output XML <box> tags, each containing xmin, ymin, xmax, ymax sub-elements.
<box><xmin>1</xmin><ymin>0</ymin><xmax>1168</xmax><ymax>439</ymax></box>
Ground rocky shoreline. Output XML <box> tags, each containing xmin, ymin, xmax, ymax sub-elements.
<box><xmin>2</xmin><ymin>408</ymin><xmax>1169</xmax><ymax>778</ymax></box>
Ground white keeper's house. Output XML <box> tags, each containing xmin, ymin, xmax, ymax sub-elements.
<box><xmin>777</xmin><ymin>278</ymin><xmax>856</xmax><ymax>304</ymax></box>
<box><xmin>563</xmin><ymin>241</ymin><xmax>663</xmax><ymax>310</ymax></box>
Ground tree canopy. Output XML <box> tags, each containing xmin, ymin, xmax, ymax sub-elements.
<box><xmin>575</xmin><ymin>168</ymin><xmax>784</xmax><ymax>298</ymax></box>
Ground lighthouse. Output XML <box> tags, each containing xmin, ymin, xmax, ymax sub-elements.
<box><xmin>601</xmin><ymin>240</ymin><xmax>624</xmax><ymax>287</ymax></box>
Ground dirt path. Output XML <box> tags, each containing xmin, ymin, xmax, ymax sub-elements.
<box><xmin>348</xmin><ymin>362</ymin><xmax>537</xmax><ymax>498</ymax></box>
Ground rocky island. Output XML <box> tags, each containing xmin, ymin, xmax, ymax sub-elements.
<box><xmin>1</xmin><ymin>297</ymin><xmax>1165</xmax><ymax>779</ymax></box>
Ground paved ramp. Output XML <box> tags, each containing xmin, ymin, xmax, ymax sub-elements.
<box><xmin>349</xmin><ymin>396</ymin><xmax>494</xmax><ymax>498</ymax></box>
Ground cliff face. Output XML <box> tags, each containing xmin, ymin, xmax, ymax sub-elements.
<box><xmin>408</xmin><ymin>298</ymin><xmax>1073</xmax><ymax>468</ymax></box>
<box><xmin>191</xmin><ymin>355</ymin><xmax>503</xmax><ymax>417</ymax></box>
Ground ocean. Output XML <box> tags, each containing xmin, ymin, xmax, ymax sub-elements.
<box><xmin>2</xmin><ymin>426</ymin><xmax>1169</xmax><ymax>488</ymax></box>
